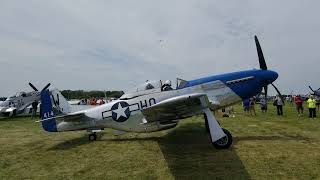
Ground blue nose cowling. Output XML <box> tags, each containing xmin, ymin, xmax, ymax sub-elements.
<box><xmin>266</xmin><ymin>70</ymin><xmax>279</xmax><ymax>84</ymax></box>
<box><xmin>261</xmin><ymin>70</ymin><xmax>278</xmax><ymax>85</ymax></box>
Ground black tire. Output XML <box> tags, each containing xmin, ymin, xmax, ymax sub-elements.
<box><xmin>89</xmin><ymin>133</ymin><xmax>97</xmax><ymax>141</ymax></box>
<box><xmin>204</xmin><ymin>114</ymin><xmax>210</xmax><ymax>133</ymax></box>
<box><xmin>12</xmin><ymin>110</ymin><xmax>17</xmax><ymax>117</ymax></box>
<box><xmin>212</xmin><ymin>128</ymin><xmax>233</xmax><ymax>149</ymax></box>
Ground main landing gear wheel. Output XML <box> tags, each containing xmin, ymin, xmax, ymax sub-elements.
<box><xmin>212</xmin><ymin>128</ymin><xmax>233</xmax><ymax>149</ymax></box>
<box><xmin>89</xmin><ymin>133</ymin><xmax>97</xmax><ymax>141</ymax></box>
<box><xmin>204</xmin><ymin>114</ymin><xmax>210</xmax><ymax>133</ymax></box>
<box><xmin>12</xmin><ymin>110</ymin><xmax>17</xmax><ymax>116</ymax></box>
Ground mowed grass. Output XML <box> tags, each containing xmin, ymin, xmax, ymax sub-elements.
<box><xmin>1</xmin><ymin>104</ymin><xmax>320</xmax><ymax>179</ymax></box>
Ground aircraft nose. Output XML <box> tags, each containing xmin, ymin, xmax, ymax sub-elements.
<box><xmin>262</xmin><ymin>70</ymin><xmax>278</xmax><ymax>84</ymax></box>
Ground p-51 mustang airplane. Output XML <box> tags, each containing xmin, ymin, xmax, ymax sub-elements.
<box><xmin>0</xmin><ymin>83</ymin><xmax>50</xmax><ymax>117</ymax></box>
<box><xmin>39</xmin><ymin>36</ymin><xmax>282</xmax><ymax>149</ymax></box>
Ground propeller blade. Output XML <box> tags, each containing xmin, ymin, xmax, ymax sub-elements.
<box><xmin>29</xmin><ymin>82</ymin><xmax>38</xmax><ymax>91</ymax></box>
<box><xmin>309</xmin><ymin>86</ymin><xmax>315</xmax><ymax>92</ymax></box>
<box><xmin>271</xmin><ymin>83</ymin><xmax>284</xmax><ymax>104</ymax></box>
<box><xmin>41</xmin><ymin>83</ymin><xmax>51</xmax><ymax>92</ymax></box>
<box><xmin>255</xmin><ymin>36</ymin><xmax>267</xmax><ymax>70</ymax></box>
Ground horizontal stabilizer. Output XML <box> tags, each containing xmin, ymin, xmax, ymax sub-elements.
<box><xmin>37</xmin><ymin>112</ymin><xmax>85</xmax><ymax>123</ymax></box>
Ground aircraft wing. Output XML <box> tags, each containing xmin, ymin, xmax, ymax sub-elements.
<box><xmin>207</xmin><ymin>95</ymin><xmax>220</xmax><ymax>108</ymax></box>
<box><xmin>141</xmin><ymin>93</ymin><xmax>212</xmax><ymax>123</ymax></box>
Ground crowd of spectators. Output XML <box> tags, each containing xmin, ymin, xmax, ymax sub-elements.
<box><xmin>239</xmin><ymin>94</ymin><xmax>320</xmax><ymax>119</ymax></box>
<box><xmin>78</xmin><ymin>98</ymin><xmax>115</xmax><ymax>106</ymax></box>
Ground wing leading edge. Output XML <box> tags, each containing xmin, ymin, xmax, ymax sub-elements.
<box><xmin>141</xmin><ymin>93</ymin><xmax>226</xmax><ymax>142</ymax></box>
<box><xmin>141</xmin><ymin>93</ymin><xmax>215</xmax><ymax>123</ymax></box>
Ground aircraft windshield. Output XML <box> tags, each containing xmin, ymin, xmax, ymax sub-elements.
<box><xmin>19</xmin><ymin>92</ymin><xmax>27</xmax><ymax>97</ymax></box>
<box><xmin>176</xmin><ymin>78</ymin><xmax>189</xmax><ymax>89</ymax></box>
<box><xmin>9</xmin><ymin>94</ymin><xmax>17</xmax><ymax>98</ymax></box>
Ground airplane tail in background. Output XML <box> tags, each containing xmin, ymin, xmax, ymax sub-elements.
<box><xmin>40</xmin><ymin>90</ymin><xmax>57</xmax><ymax>132</ymax></box>
<box><xmin>40</xmin><ymin>88</ymin><xmax>72</xmax><ymax>132</ymax></box>
<box><xmin>50</xmin><ymin>88</ymin><xmax>72</xmax><ymax>114</ymax></box>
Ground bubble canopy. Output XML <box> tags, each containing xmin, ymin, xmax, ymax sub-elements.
<box><xmin>126</xmin><ymin>80</ymin><xmax>161</xmax><ymax>93</ymax></box>
<box><xmin>120</xmin><ymin>78</ymin><xmax>188</xmax><ymax>99</ymax></box>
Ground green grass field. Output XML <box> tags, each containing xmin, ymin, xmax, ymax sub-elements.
<box><xmin>1</xmin><ymin>104</ymin><xmax>320</xmax><ymax>179</ymax></box>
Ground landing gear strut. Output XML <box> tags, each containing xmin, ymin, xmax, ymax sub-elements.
<box><xmin>88</xmin><ymin>132</ymin><xmax>97</xmax><ymax>141</ymax></box>
<box><xmin>203</xmin><ymin>113</ymin><xmax>233</xmax><ymax>149</ymax></box>
<box><xmin>204</xmin><ymin>114</ymin><xmax>220</xmax><ymax>133</ymax></box>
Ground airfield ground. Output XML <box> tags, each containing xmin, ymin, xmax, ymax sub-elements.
<box><xmin>1</xmin><ymin>104</ymin><xmax>320</xmax><ymax>179</ymax></box>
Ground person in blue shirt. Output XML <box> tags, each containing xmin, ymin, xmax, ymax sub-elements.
<box><xmin>243</xmin><ymin>99</ymin><xmax>250</xmax><ymax>114</ymax></box>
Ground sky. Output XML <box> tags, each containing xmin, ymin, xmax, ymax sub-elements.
<box><xmin>0</xmin><ymin>0</ymin><xmax>319</xmax><ymax>97</ymax></box>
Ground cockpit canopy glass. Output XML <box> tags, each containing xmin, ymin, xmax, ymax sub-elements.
<box><xmin>125</xmin><ymin>78</ymin><xmax>190</xmax><ymax>94</ymax></box>
<box><xmin>126</xmin><ymin>80</ymin><xmax>162</xmax><ymax>93</ymax></box>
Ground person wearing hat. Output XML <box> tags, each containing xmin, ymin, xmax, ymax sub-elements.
<box><xmin>145</xmin><ymin>80</ymin><xmax>155</xmax><ymax>90</ymax></box>
<box><xmin>162</xmin><ymin>80</ymin><xmax>173</xmax><ymax>91</ymax></box>
<box><xmin>307</xmin><ymin>95</ymin><xmax>317</xmax><ymax>119</ymax></box>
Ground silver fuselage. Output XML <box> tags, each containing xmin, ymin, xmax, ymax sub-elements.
<box><xmin>56</xmin><ymin>80</ymin><xmax>241</xmax><ymax>132</ymax></box>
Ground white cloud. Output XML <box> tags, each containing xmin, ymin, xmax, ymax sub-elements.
<box><xmin>0</xmin><ymin>0</ymin><xmax>319</xmax><ymax>96</ymax></box>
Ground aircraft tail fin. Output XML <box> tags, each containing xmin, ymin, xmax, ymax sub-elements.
<box><xmin>40</xmin><ymin>90</ymin><xmax>58</xmax><ymax>132</ymax></box>
<box><xmin>50</xmin><ymin>88</ymin><xmax>72</xmax><ymax>114</ymax></box>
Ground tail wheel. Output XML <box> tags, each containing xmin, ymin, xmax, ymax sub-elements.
<box><xmin>212</xmin><ymin>128</ymin><xmax>233</xmax><ymax>149</ymax></box>
<box><xmin>10</xmin><ymin>110</ymin><xmax>17</xmax><ymax>117</ymax></box>
<box><xmin>89</xmin><ymin>133</ymin><xmax>97</xmax><ymax>141</ymax></box>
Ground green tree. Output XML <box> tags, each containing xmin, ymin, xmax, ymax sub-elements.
<box><xmin>60</xmin><ymin>90</ymin><xmax>124</xmax><ymax>100</ymax></box>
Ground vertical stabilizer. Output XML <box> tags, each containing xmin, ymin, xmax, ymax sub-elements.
<box><xmin>50</xmin><ymin>88</ymin><xmax>72</xmax><ymax>114</ymax></box>
<box><xmin>40</xmin><ymin>90</ymin><xmax>57</xmax><ymax>132</ymax></box>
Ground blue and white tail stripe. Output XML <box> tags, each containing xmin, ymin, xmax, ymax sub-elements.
<box><xmin>40</xmin><ymin>90</ymin><xmax>58</xmax><ymax>132</ymax></box>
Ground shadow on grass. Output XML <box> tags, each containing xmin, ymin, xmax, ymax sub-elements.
<box><xmin>48</xmin><ymin>135</ymin><xmax>90</xmax><ymax>151</ymax></box>
<box><xmin>45</xmin><ymin>121</ymin><xmax>311</xmax><ymax>179</ymax></box>
<box><xmin>234</xmin><ymin>134</ymin><xmax>311</xmax><ymax>143</ymax></box>
<box><xmin>47</xmin><ymin>123</ymin><xmax>251</xmax><ymax>179</ymax></box>
<box><xmin>48</xmin><ymin>133</ymin><xmax>160</xmax><ymax>151</ymax></box>
<box><xmin>0</xmin><ymin>114</ymin><xmax>37</xmax><ymax>121</ymax></box>
<box><xmin>157</xmin><ymin>122</ymin><xmax>251</xmax><ymax>179</ymax></box>
<box><xmin>158</xmin><ymin>122</ymin><xmax>312</xmax><ymax>179</ymax></box>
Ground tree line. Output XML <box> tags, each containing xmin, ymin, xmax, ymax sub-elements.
<box><xmin>60</xmin><ymin>90</ymin><xmax>124</xmax><ymax>100</ymax></box>
<box><xmin>0</xmin><ymin>90</ymin><xmax>124</xmax><ymax>101</ymax></box>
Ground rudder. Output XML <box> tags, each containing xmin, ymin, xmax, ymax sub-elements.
<box><xmin>50</xmin><ymin>88</ymin><xmax>72</xmax><ymax>114</ymax></box>
<box><xmin>40</xmin><ymin>90</ymin><xmax>57</xmax><ymax>132</ymax></box>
